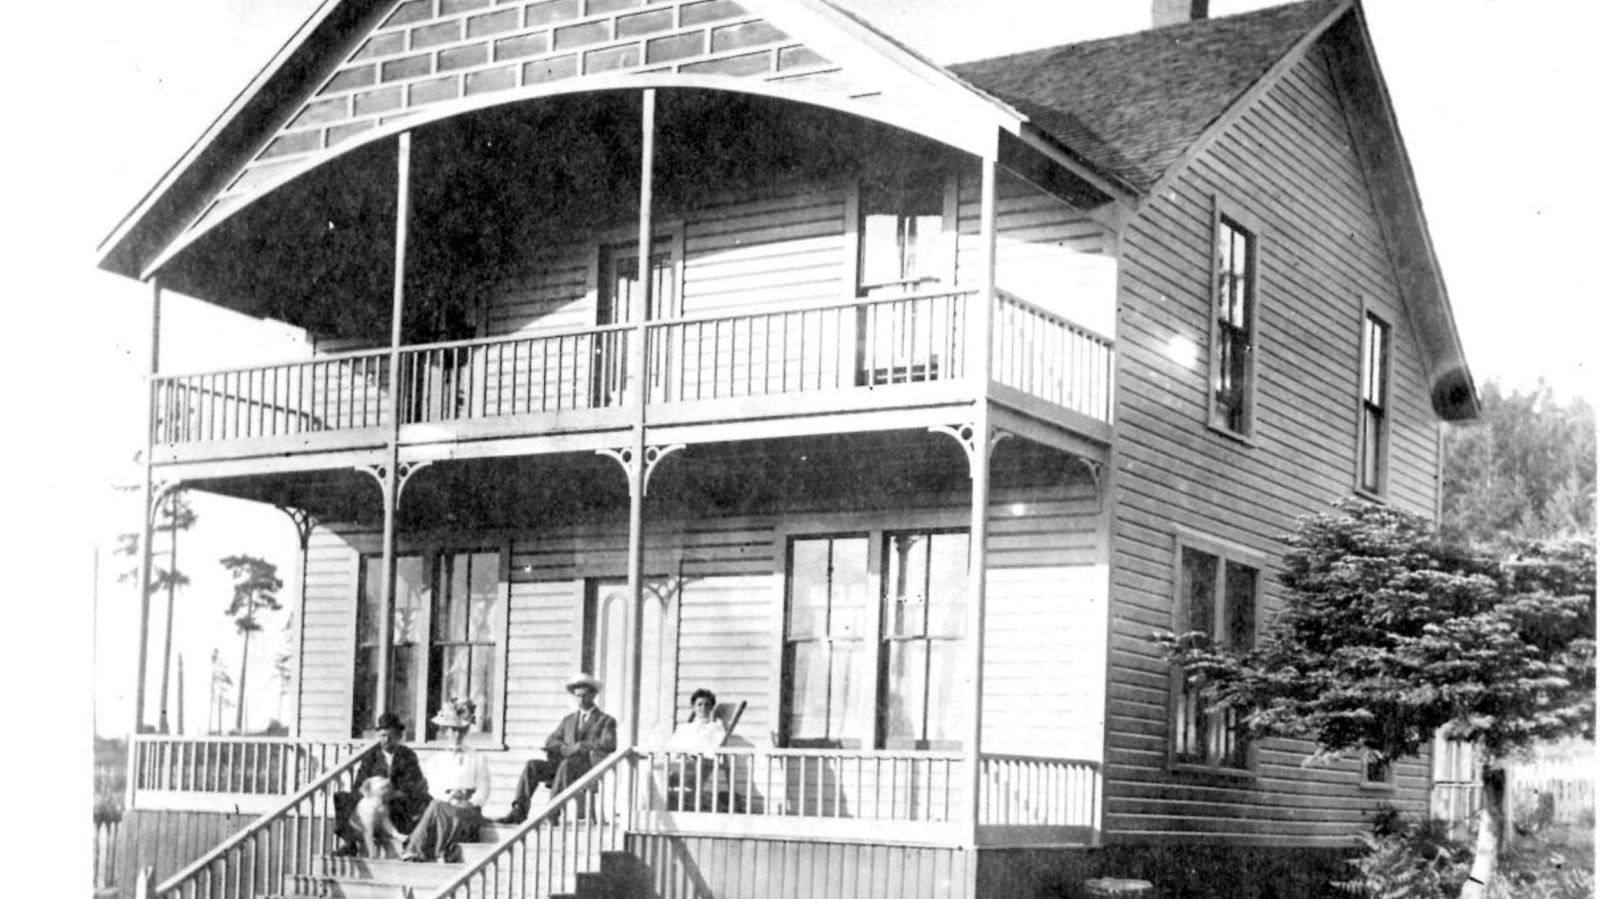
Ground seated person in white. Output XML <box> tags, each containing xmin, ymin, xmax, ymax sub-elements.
<box><xmin>402</xmin><ymin>700</ymin><xmax>491</xmax><ymax>862</ymax></box>
<box><xmin>663</xmin><ymin>688</ymin><xmax>729</xmax><ymax>809</ymax></box>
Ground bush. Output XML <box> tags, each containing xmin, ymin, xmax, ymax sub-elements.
<box><xmin>1489</xmin><ymin>819</ymin><xmax>1595</xmax><ymax>899</ymax></box>
<box><xmin>1334</xmin><ymin>818</ymin><xmax>1471</xmax><ymax>899</ymax></box>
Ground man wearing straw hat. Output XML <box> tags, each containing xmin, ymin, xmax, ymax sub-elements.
<box><xmin>495</xmin><ymin>673</ymin><xmax>617</xmax><ymax>824</ymax></box>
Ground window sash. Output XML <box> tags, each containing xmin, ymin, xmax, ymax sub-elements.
<box><xmin>1358</xmin><ymin>313</ymin><xmax>1390</xmax><ymax>493</ymax></box>
<box><xmin>858</xmin><ymin>178</ymin><xmax>947</xmax><ymax>296</ymax></box>
<box><xmin>1211</xmin><ymin>212</ymin><xmax>1257</xmax><ymax>434</ymax></box>
<box><xmin>1173</xmin><ymin>542</ymin><xmax>1258</xmax><ymax>770</ymax></box>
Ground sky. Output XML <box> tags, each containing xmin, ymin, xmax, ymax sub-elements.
<box><xmin>5</xmin><ymin>0</ymin><xmax>1594</xmax><ymax>791</ymax></box>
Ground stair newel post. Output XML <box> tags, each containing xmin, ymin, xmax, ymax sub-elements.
<box><xmin>133</xmin><ymin>275</ymin><xmax>163</xmax><ymax>739</ymax></box>
<box><xmin>376</xmin><ymin>130</ymin><xmax>413</xmax><ymax>728</ymax></box>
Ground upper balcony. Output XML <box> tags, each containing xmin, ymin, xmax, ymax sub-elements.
<box><xmin>150</xmin><ymin>285</ymin><xmax>1113</xmax><ymax>475</ymax></box>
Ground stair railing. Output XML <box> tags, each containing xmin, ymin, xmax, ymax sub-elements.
<box><xmin>430</xmin><ymin>746</ymin><xmax>636</xmax><ymax>899</ymax></box>
<box><xmin>150</xmin><ymin>738</ymin><xmax>379</xmax><ymax>899</ymax></box>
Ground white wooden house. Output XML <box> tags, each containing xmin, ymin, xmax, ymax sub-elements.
<box><xmin>100</xmin><ymin>0</ymin><xmax>1478</xmax><ymax>896</ymax></box>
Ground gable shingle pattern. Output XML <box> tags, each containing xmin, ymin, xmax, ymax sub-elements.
<box><xmin>948</xmin><ymin>0</ymin><xmax>1344</xmax><ymax>192</ymax></box>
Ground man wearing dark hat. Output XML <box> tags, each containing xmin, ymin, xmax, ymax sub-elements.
<box><xmin>496</xmin><ymin>673</ymin><xmax>617</xmax><ymax>824</ymax></box>
<box><xmin>336</xmin><ymin>712</ymin><xmax>430</xmax><ymax>853</ymax></box>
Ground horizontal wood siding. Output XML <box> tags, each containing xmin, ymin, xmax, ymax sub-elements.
<box><xmin>297</xmin><ymin>527</ymin><xmax>363</xmax><ymax>740</ymax></box>
<box><xmin>1104</xmin><ymin>45</ymin><xmax>1440</xmax><ymax>845</ymax></box>
<box><xmin>677</xmin><ymin>573</ymin><xmax>780</xmax><ymax>745</ymax></box>
<box><xmin>958</xmin><ymin>172</ymin><xmax>1114</xmax><ymax>335</ymax></box>
<box><xmin>628</xmin><ymin>833</ymin><xmax>976</xmax><ymax>899</ymax></box>
<box><xmin>680</xmin><ymin>188</ymin><xmax>848</xmax><ymax>315</ymax></box>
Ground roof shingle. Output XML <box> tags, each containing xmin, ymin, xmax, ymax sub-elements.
<box><xmin>949</xmin><ymin>0</ymin><xmax>1346</xmax><ymax>191</ymax></box>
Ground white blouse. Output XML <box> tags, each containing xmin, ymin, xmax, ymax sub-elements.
<box><xmin>423</xmin><ymin>747</ymin><xmax>492</xmax><ymax>807</ymax></box>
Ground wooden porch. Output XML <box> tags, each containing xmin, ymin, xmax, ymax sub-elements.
<box><xmin>147</xmin><ymin>287</ymin><xmax>1113</xmax><ymax>476</ymax></box>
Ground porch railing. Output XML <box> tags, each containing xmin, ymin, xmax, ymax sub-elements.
<box><xmin>993</xmin><ymin>289</ymin><xmax>1114</xmax><ymax>422</ymax></box>
<box><xmin>129</xmin><ymin>736</ymin><xmax>370</xmax><ymax>804</ymax></box>
<box><xmin>153</xmin><ymin>351</ymin><xmax>390</xmax><ymax>444</ymax></box>
<box><xmin>431</xmin><ymin>747</ymin><xmax>635</xmax><ymax>899</ymax></box>
<box><xmin>150</xmin><ymin>740</ymin><xmax>377</xmax><ymax>899</ymax></box>
<box><xmin>150</xmin><ymin>287</ymin><xmax>1114</xmax><ymax>447</ymax></box>
<box><xmin>979</xmin><ymin>753</ymin><xmax>1100</xmax><ymax>829</ymax></box>
<box><xmin>637</xmin><ymin>746</ymin><xmax>964</xmax><ymax>823</ymax></box>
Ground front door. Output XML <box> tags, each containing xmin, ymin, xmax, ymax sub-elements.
<box><xmin>593</xmin><ymin>245</ymin><xmax>675</xmax><ymax>408</ymax></box>
<box><xmin>584</xmin><ymin>577</ymin><xmax>678</xmax><ymax>745</ymax></box>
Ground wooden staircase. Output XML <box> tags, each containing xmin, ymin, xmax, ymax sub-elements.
<box><xmin>267</xmin><ymin>823</ymin><xmax>649</xmax><ymax>899</ymax></box>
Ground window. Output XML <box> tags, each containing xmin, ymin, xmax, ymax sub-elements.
<box><xmin>781</xmin><ymin>528</ymin><xmax>970</xmax><ymax>750</ymax></box>
<box><xmin>1171</xmin><ymin>537</ymin><xmax>1260</xmax><ymax>771</ymax></box>
<box><xmin>880</xmin><ymin>531</ymin><xmax>968</xmax><ymax>750</ymax></box>
<box><xmin>782</xmin><ymin>536</ymin><xmax>870</xmax><ymax>747</ymax></box>
<box><xmin>352</xmin><ymin>548</ymin><xmax>505</xmax><ymax>741</ymax></box>
<box><xmin>1210</xmin><ymin>207</ymin><xmax>1259</xmax><ymax>436</ymax></box>
<box><xmin>1362</xmin><ymin>755</ymin><xmax>1395</xmax><ymax>787</ymax></box>
<box><xmin>1358</xmin><ymin>311</ymin><xmax>1391</xmax><ymax>495</ymax></box>
<box><xmin>857</xmin><ymin>176</ymin><xmax>949</xmax><ymax>297</ymax></box>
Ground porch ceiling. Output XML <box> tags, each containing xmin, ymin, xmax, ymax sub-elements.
<box><xmin>183</xmin><ymin>428</ymin><xmax>1093</xmax><ymax>531</ymax></box>
<box><xmin>154</xmin><ymin>89</ymin><xmax>966</xmax><ymax>340</ymax></box>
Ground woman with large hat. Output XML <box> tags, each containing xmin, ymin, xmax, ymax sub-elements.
<box><xmin>401</xmin><ymin>699</ymin><xmax>491</xmax><ymax>862</ymax></box>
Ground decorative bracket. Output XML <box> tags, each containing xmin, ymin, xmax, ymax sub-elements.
<box><xmin>929</xmin><ymin>423</ymin><xmax>1012</xmax><ymax>477</ymax></box>
<box><xmin>1078</xmin><ymin>457</ymin><xmax>1104</xmax><ymax>493</ymax></box>
<box><xmin>148</xmin><ymin>481</ymin><xmax>184</xmax><ymax>525</ymax></box>
<box><xmin>596</xmin><ymin>443</ymin><xmax>684</xmax><ymax>497</ymax></box>
<box><xmin>276</xmin><ymin>505</ymin><xmax>319</xmax><ymax>552</ymax></box>
<box><xmin>355</xmin><ymin>460</ymin><xmax>434</xmax><ymax>510</ymax></box>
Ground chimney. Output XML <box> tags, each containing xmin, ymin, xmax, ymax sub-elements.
<box><xmin>1153</xmin><ymin>0</ymin><xmax>1209</xmax><ymax>27</ymax></box>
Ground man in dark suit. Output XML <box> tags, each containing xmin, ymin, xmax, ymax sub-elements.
<box><xmin>496</xmin><ymin>673</ymin><xmax>617</xmax><ymax>824</ymax></box>
<box><xmin>335</xmin><ymin>712</ymin><xmax>430</xmax><ymax>853</ymax></box>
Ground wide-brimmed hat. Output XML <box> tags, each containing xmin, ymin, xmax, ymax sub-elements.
<box><xmin>430</xmin><ymin>699</ymin><xmax>476</xmax><ymax>730</ymax></box>
<box><xmin>566</xmin><ymin>673</ymin><xmax>603</xmax><ymax>694</ymax></box>
<box><xmin>376</xmin><ymin>712</ymin><xmax>406</xmax><ymax>732</ymax></box>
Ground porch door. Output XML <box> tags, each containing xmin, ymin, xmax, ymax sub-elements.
<box><xmin>584</xmin><ymin>578</ymin><xmax>677</xmax><ymax>745</ymax></box>
<box><xmin>593</xmin><ymin>245</ymin><xmax>675</xmax><ymax>408</ymax></box>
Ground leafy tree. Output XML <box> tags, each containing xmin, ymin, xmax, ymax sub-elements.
<box><xmin>1443</xmin><ymin>380</ymin><xmax>1595</xmax><ymax>544</ymax></box>
<box><xmin>220</xmin><ymin>555</ymin><xmax>283</xmax><ymax>733</ymax></box>
<box><xmin>1160</xmin><ymin>501</ymin><xmax>1595</xmax><ymax>897</ymax></box>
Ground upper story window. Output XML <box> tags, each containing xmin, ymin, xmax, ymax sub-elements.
<box><xmin>857</xmin><ymin>175</ymin><xmax>949</xmax><ymax>297</ymax></box>
<box><xmin>1171</xmin><ymin>534</ymin><xmax>1260</xmax><ymax>772</ymax></box>
<box><xmin>1358</xmin><ymin>311</ymin><xmax>1392</xmax><ymax>495</ymax></box>
<box><xmin>353</xmin><ymin>547</ymin><xmax>505</xmax><ymax>742</ymax></box>
<box><xmin>1210</xmin><ymin>204</ymin><xmax>1259</xmax><ymax>437</ymax></box>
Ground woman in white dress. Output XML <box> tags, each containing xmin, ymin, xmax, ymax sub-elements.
<box><xmin>663</xmin><ymin>688</ymin><xmax>728</xmax><ymax>810</ymax></box>
<box><xmin>403</xmin><ymin>700</ymin><xmax>491</xmax><ymax>862</ymax></box>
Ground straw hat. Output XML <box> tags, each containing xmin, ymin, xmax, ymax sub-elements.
<box><xmin>565</xmin><ymin>673</ymin><xmax>603</xmax><ymax>694</ymax></box>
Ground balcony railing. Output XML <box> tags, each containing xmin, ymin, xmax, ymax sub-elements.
<box><xmin>128</xmin><ymin>735</ymin><xmax>370</xmax><ymax>812</ymax></box>
<box><xmin>151</xmin><ymin>289</ymin><xmax>1113</xmax><ymax>447</ymax></box>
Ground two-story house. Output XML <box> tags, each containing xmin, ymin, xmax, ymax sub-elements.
<box><xmin>101</xmin><ymin>0</ymin><xmax>1478</xmax><ymax>896</ymax></box>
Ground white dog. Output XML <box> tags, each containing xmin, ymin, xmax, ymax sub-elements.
<box><xmin>353</xmin><ymin>776</ymin><xmax>407</xmax><ymax>859</ymax></box>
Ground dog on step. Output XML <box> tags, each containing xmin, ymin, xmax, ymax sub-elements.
<box><xmin>353</xmin><ymin>776</ymin><xmax>408</xmax><ymax>858</ymax></box>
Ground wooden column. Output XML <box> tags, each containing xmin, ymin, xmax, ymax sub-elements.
<box><xmin>962</xmin><ymin>157</ymin><xmax>999</xmax><ymax>846</ymax></box>
<box><xmin>133</xmin><ymin>277</ymin><xmax>163</xmax><ymax>735</ymax></box>
<box><xmin>623</xmin><ymin>89</ymin><xmax>657</xmax><ymax>748</ymax></box>
<box><xmin>374</xmin><ymin>131</ymin><xmax>413</xmax><ymax>727</ymax></box>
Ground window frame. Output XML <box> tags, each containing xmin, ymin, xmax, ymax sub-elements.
<box><xmin>775</xmin><ymin>521</ymin><xmax>972</xmax><ymax>752</ymax></box>
<box><xmin>1360</xmin><ymin>754</ymin><xmax>1397</xmax><ymax>791</ymax></box>
<box><xmin>1207</xmin><ymin>198</ymin><xmax>1262</xmax><ymax>441</ymax></box>
<box><xmin>1168</xmin><ymin>528</ymin><xmax>1264</xmax><ymax>777</ymax></box>
<box><xmin>350</xmin><ymin>542</ymin><xmax>511</xmax><ymax>748</ymax></box>
<box><xmin>1355</xmin><ymin>305</ymin><xmax>1392</xmax><ymax>499</ymax></box>
<box><xmin>848</xmin><ymin>171</ymin><xmax>958</xmax><ymax>299</ymax></box>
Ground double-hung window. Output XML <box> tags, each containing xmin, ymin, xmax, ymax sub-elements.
<box><xmin>1210</xmin><ymin>203</ymin><xmax>1259</xmax><ymax>437</ymax></box>
<box><xmin>781</xmin><ymin>528</ymin><xmax>970</xmax><ymax>750</ymax></box>
<box><xmin>1171</xmin><ymin>534</ymin><xmax>1260</xmax><ymax>771</ymax></box>
<box><xmin>352</xmin><ymin>548</ymin><xmax>505</xmax><ymax>742</ymax></box>
<box><xmin>1358</xmin><ymin>311</ymin><xmax>1391</xmax><ymax>495</ymax></box>
<box><xmin>857</xmin><ymin>176</ymin><xmax>948</xmax><ymax>297</ymax></box>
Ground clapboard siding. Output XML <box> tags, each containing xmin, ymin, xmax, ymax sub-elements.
<box><xmin>297</xmin><ymin>527</ymin><xmax>363</xmax><ymax>740</ymax></box>
<box><xmin>1103</xmin><ymin>45</ymin><xmax>1439</xmax><ymax>844</ymax></box>
<box><xmin>629</xmin><ymin>833</ymin><xmax>976</xmax><ymax>899</ymax></box>
<box><xmin>677</xmin><ymin>574</ymin><xmax>780</xmax><ymax>744</ymax></box>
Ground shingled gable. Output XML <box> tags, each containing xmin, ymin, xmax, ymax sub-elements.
<box><xmin>95</xmin><ymin>0</ymin><xmax>1042</xmax><ymax>283</ymax></box>
<box><xmin>951</xmin><ymin>0</ymin><xmax>1478</xmax><ymax>419</ymax></box>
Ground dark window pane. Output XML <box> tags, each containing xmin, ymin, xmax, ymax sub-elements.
<box><xmin>1224</xmin><ymin>561</ymin><xmax>1257</xmax><ymax>650</ymax></box>
<box><xmin>1181</xmin><ymin>548</ymin><xmax>1217</xmax><ymax>637</ymax></box>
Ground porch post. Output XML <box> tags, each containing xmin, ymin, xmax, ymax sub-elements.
<box><xmin>962</xmin><ymin>156</ymin><xmax>999</xmax><ymax>846</ymax></box>
<box><xmin>374</xmin><ymin>131</ymin><xmax>413</xmax><ymax>727</ymax></box>
<box><xmin>624</xmin><ymin>88</ymin><xmax>657</xmax><ymax>747</ymax></box>
<box><xmin>133</xmin><ymin>276</ymin><xmax>163</xmax><ymax>735</ymax></box>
